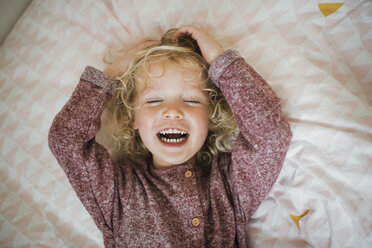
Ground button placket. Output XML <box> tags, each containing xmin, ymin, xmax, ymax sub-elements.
<box><xmin>183</xmin><ymin>168</ymin><xmax>203</xmax><ymax>231</ymax></box>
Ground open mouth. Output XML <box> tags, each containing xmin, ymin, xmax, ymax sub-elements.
<box><xmin>157</xmin><ymin>128</ymin><xmax>189</xmax><ymax>144</ymax></box>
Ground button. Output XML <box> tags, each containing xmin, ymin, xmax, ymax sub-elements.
<box><xmin>192</xmin><ymin>217</ymin><xmax>200</xmax><ymax>227</ymax></box>
<box><xmin>185</xmin><ymin>170</ymin><xmax>192</xmax><ymax>178</ymax></box>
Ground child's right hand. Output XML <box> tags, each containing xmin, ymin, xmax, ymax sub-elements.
<box><xmin>174</xmin><ymin>26</ymin><xmax>224</xmax><ymax>65</ymax></box>
<box><xmin>103</xmin><ymin>38</ymin><xmax>159</xmax><ymax>79</ymax></box>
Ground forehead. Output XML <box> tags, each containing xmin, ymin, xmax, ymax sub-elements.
<box><xmin>136</xmin><ymin>61</ymin><xmax>206</xmax><ymax>92</ymax></box>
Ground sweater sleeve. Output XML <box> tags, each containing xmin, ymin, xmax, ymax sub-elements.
<box><xmin>48</xmin><ymin>66</ymin><xmax>118</xmax><ymax>240</ymax></box>
<box><xmin>209</xmin><ymin>50</ymin><xmax>292</xmax><ymax>221</ymax></box>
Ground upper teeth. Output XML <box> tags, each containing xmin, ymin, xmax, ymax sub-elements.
<box><xmin>160</xmin><ymin>129</ymin><xmax>187</xmax><ymax>135</ymax></box>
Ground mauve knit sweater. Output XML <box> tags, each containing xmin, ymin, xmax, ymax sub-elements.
<box><xmin>48</xmin><ymin>50</ymin><xmax>292</xmax><ymax>247</ymax></box>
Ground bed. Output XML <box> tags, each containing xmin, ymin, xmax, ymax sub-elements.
<box><xmin>0</xmin><ymin>0</ymin><xmax>371</xmax><ymax>247</ymax></box>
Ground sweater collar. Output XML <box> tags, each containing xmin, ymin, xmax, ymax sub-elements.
<box><xmin>148</xmin><ymin>157</ymin><xmax>195</xmax><ymax>176</ymax></box>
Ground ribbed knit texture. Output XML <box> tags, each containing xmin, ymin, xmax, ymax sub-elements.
<box><xmin>48</xmin><ymin>50</ymin><xmax>292</xmax><ymax>247</ymax></box>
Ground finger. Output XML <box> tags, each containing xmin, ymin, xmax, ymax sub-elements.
<box><xmin>174</xmin><ymin>27</ymin><xmax>197</xmax><ymax>39</ymax></box>
<box><xmin>174</xmin><ymin>26</ymin><xmax>201</xmax><ymax>40</ymax></box>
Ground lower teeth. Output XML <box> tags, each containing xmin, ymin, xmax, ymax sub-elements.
<box><xmin>161</xmin><ymin>137</ymin><xmax>186</xmax><ymax>143</ymax></box>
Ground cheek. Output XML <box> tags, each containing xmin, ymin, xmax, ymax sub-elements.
<box><xmin>132</xmin><ymin>108</ymin><xmax>158</xmax><ymax>130</ymax></box>
<box><xmin>193</xmin><ymin>108</ymin><xmax>210</xmax><ymax>132</ymax></box>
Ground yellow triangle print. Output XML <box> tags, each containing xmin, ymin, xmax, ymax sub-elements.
<box><xmin>318</xmin><ymin>3</ymin><xmax>344</xmax><ymax>17</ymax></box>
<box><xmin>290</xmin><ymin>209</ymin><xmax>310</xmax><ymax>231</ymax></box>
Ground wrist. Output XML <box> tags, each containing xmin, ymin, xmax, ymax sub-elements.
<box><xmin>209</xmin><ymin>48</ymin><xmax>224</xmax><ymax>65</ymax></box>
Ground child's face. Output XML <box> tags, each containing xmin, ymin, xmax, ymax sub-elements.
<box><xmin>132</xmin><ymin>62</ymin><xmax>210</xmax><ymax>168</ymax></box>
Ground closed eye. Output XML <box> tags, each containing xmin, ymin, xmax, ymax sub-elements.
<box><xmin>146</xmin><ymin>100</ymin><xmax>163</xmax><ymax>105</ymax></box>
<box><xmin>184</xmin><ymin>100</ymin><xmax>201</xmax><ymax>105</ymax></box>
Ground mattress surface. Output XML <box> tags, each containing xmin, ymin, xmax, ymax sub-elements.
<box><xmin>0</xmin><ymin>0</ymin><xmax>371</xmax><ymax>247</ymax></box>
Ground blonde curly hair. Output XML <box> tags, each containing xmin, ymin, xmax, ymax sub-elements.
<box><xmin>104</xmin><ymin>28</ymin><xmax>238</xmax><ymax>166</ymax></box>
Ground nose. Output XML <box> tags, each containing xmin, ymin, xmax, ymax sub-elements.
<box><xmin>162</xmin><ymin>103</ymin><xmax>184</xmax><ymax>119</ymax></box>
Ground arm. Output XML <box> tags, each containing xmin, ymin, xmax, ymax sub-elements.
<box><xmin>48</xmin><ymin>38</ymin><xmax>159</xmax><ymax>240</ymax></box>
<box><xmin>175</xmin><ymin>26</ymin><xmax>292</xmax><ymax>221</ymax></box>
<box><xmin>175</xmin><ymin>26</ymin><xmax>292</xmax><ymax>222</ymax></box>
<box><xmin>48</xmin><ymin>66</ymin><xmax>118</xmax><ymax>238</ymax></box>
<box><xmin>210</xmin><ymin>49</ymin><xmax>292</xmax><ymax>220</ymax></box>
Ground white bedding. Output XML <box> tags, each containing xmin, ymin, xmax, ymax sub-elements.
<box><xmin>0</xmin><ymin>0</ymin><xmax>371</xmax><ymax>247</ymax></box>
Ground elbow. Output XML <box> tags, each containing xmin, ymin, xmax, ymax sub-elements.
<box><xmin>260</xmin><ymin>119</ymin><xmax>292</xmax><ymax>156</ymax></box>
<box><xmin>283</xmin><ymin>118</ymin><xmax>293</xmax><ymax>147</ymax></box>
<box><xmin>48</xmin><ymin>121</ymin><xmax>75</xmax><ymax>167</ymax></box>
<box><xmin>275</xmin><ymin>121</ymin><xmax>292</xmax><ymax>152</ymax></box>
<box><xmin>48</xmin><ymin>121</ymin><xmax>61</xmax><ymax>156</ymax></box>
<box><xmin>48</xmin><ymin>116</ymin><xmax>69</xmax><ymax>158</ymax></box>
<box><xmin>271</xmin><ymin>110</ymin><xmax>293</xmax><ymax>150</ymax></box>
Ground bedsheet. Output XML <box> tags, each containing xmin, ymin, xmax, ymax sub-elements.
<box><xmin>0</xmin><ymin>0</ymin><xmax>371</xmax><ymax>247</ymax></box>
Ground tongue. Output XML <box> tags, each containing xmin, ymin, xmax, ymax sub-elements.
<box><xmin>165</xmin><ymin>133</ymin><xmax>182</xmax><ymax>139</ymax></box>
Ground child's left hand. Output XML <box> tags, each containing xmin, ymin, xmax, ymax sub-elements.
<box><xmin>174</xmin><ymin>26</ymin><xmax>224</xmax><ymax>65</ymax></box>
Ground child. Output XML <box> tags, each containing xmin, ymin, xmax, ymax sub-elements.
<box><xmin>49</xmin><ymin>26</ymin><xmax>292</xmax><ymax>247</ymax></box>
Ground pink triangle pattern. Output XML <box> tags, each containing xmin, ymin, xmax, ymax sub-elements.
<box><xmin>0</xmin><ymin>0</ymin><xmax>371</xmax><ymax>247</ymax></box>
